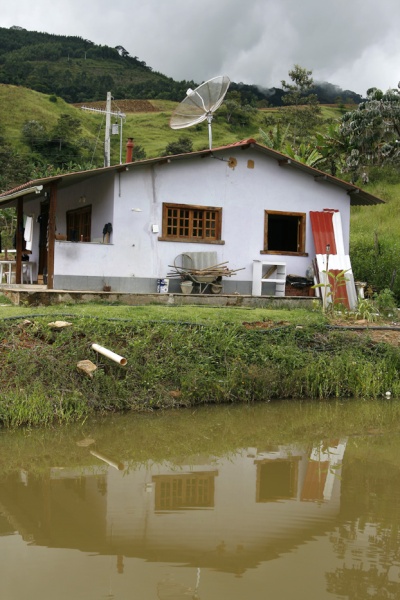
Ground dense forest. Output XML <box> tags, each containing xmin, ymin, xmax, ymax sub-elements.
<box><xmin>0</xmin><ymin>26</ymin><xmax>196</xmax><ymax>103</ymax></box>
<box><xmin>0</xmin><ymin>26</ymin><xmax>362</xmax><ymax>106</ymax></box>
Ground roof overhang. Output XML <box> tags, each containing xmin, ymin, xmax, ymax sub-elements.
<box><xmin>0</xmin><ymin>139</ymin><xmax>384</xmax><ymax>207</ymax></box>
<box><xmin>0</xmin><ymin>185</ymin><xmax>43</xmax><ymax>206</ymax></box>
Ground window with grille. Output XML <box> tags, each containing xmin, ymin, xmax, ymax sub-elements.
<box><xmin>66</xmin><ymin>206</ymin><xmax>92</xmax><ymax>242</ymax></box>
<box><xmin>152</xmin><ymin>472</ymin><xmax>217</xmax><ymax>510</ymax></box>
<box><xmin>160</xmin><ymin>203</ymin><xmax>222</xmax><ymax>243</ymax></box>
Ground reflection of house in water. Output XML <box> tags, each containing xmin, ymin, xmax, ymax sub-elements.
<box><xmin>0</xmin><ymin>440</ymin><xmax>346</xmax><ymax>573</ymax></box>
<box><xmin>152</xmin><ymin>471</ymin><xmax>217</xmax><ymax>511</ymax></box>
<box><xmin>255</xmin><ymin>441</ymin><xmax>345</xmax><ymax>505</ymax></box>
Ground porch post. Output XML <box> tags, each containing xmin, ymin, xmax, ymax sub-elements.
<box><xmin>16</xmin><ymin>197</ymin><xmax>23</xmax><ymax>284</ymax></box>
<box><xmin>47</xmin><ymin>182</ymin><xmax>57</xmax><ymax>290</ymax></box>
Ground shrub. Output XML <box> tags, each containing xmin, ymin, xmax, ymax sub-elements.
<box><xmin>373</xmin><ymin>288</ymin><xmax>398</xmax><ymax>318</ymax></box>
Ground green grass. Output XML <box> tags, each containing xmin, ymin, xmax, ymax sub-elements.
<box><xmin>0</xmin><ymin>303</ymin><xmax>326</xmax><ymax>326</ymax></box>
<box><xmin>351</xmin><ymin>181</ymin><xmax>400</xmax><ymax>243</ymax></box>
<box><xmin>349</xmin><ymin>170</ymin><xmax>400</xmax><ymax>298</ymax></box>
<box><xmin>0</xmin><ymin>305</ymin><xmax>400</xmax><ymax>428</ymax></box>
<box><xmin>0</xmin><ymin>85</ymin><xmax>97</xmax><ymax>155</ymax></box>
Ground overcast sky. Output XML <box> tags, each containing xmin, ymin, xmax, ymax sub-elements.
<box><xmin>2</xmin><ymin>0</ymin><xmax>400</xmax><ymax>95</ymax></box>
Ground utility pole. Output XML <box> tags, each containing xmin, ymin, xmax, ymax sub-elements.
<box><xmin>105</xmin><ymin>92</ymin><xmax>111</xmax><ymax>167</ymax></box>
<box><xmin>80</xmin><ymin>92</ymin><xmax>126</xmax><ymax>166</ymax></box>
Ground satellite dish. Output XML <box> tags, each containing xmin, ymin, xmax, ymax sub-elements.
<box><xmin>170</xmin><ymin>75</ymin><xmax>230</xmax><ymax>149</ymax></box>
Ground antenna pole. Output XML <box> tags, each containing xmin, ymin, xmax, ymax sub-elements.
<box><xmin>81</xmin><ymin>98</ymin><xmax>126</xmax><ymax>166</ymax></box>
<box><xmin>105</xmin><ymin>92</ymin><xmax>112</xmax><ymax>167</ymax></box>
<box><xmin>207</xmin><ymin>114</ymin><xmax>213</xmax><ymax>150</ymax></box>
<box><xmin>119</xmin><ymin>118</ymin><xmax>123</xmax><ymax>164</ymax></box>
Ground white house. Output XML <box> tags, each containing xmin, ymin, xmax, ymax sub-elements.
<box><xmin>0</xmin><ymin>139</ymin><xmax>383</xmax><ymax>300</ymax></box>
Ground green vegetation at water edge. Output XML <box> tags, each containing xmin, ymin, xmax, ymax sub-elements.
<box><xmin>1</xmin><ymin>311</ymin><xmax>399</xmax><ymax>428</ymax></box>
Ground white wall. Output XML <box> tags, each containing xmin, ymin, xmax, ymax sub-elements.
<box><xmin>54</xmin><ymin>173</ymin><xmax>117</xmax><ymax>279</ymax></box>
<box><xmin>112</xmin><ymin>149</ymin><xmax>350</xmax><ymax>282</ymax></box>
<box><xmin>50</xmin><ymin>147</ymin><xmax>351</xmax><ymax>288</ymax></box>
<box><xmin>56</xmin><ymin>173</ymin><xmax>114</xmax><ymax>241</ymax></box>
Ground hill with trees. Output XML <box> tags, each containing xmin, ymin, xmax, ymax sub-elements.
<box><xmin>0</xmin><ymin>26</ymin><xmax>196</xmax><ymax>103</ymax></box>
<box><xmin>0</xmin><ymin>26</ymin><xmax>362</xmax><ymax>106</ymax></box>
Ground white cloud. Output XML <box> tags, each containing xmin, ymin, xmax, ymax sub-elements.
<box><xmin>2</xmin><ymin>0</ymin><xmax>400</xmax><ymax>94</ymax></box>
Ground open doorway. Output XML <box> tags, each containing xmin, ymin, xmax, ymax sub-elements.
<box><xmin>38</xmin><ymin>200</ymin><xmax>49</xmax><ymax>283</ymax></box>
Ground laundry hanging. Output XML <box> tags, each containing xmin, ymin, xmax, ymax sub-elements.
<box><xmin>24</xmin><ymin>216</ymin><xmax>33</xmax><ymax>252</ymax></box>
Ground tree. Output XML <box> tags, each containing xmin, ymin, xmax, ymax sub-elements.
<box><xmin>0</xmin><ymin>135</ymin><xmax>33</xmax><ymax>192</ymax></box>
<box><xmin>259</xmin><ymin>123</ymin><xmax>290</xmax><ymax>151</ymax></box>
<box><xmin>0</xmin><ymin>133</ymin><xmax>34</xmax><ymax>246</ymax></box>
<box><xmin>315</xmin><ymin>123</ymin><xmax>348</xmax><ymax>176</ymax></box>
<box><xmin>132</xmin><ymin>144</ymin><xmax>147</xmax><ymax>161</ymax></box>
<box><xmin>340</xmin><ymin>85</ymin><xmax>400</xmax><ymax>180</ymax></box>
<box><xmin>164</xmin><ymin>136</ymin><xmax>193</xmax><ymax>155</ymax></box>
<box><xmin>115</xmin><ymin>45</ymin><xmax>130</xmax><ymax>58</ymax></box>
<box><xmin>283</xmin><ymin>142</ymin><xmax>323</xmax><ymax>167</ymax></box>
<box><xmin>51</xmin><ymin>113</ymin><xmax>82</xmax><ymax>149</ymax></box>
<box><xmin>0</xmin><ymin>206</ymin><xmax>16</xmax><ymax>250</ymax></box>
<box><xmin>281</xmin><ymin>64</ymin><xmax>322</xmax><ymax>144</ymax></box>
<box><xmin>21</xmin><ymin>113</ymin><xmax>92</xmax><ymax>170</ymax></box>
<box><xmin>220</xmin><ymin>94</ymin><xmax>258</xmax><ymax>128</ymax></box>
<box><xmin>22</xmin><ymin>119</ymin><xmax>47</xmax><ymax>150</ymax></box>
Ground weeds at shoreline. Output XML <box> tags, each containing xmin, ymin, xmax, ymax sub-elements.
<box><xmin>1</xmin><ymin>315</ymin><xmax>400</xmax><ymax>427</ymax></box>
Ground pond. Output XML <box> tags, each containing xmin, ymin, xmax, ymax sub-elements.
<box><xmin>0</xmin><ymin>403</ymin><xmax>399</xmax><ymax>599</ymax></box>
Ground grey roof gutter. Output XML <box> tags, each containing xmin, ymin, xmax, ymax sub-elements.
<box><xmin>0</xmin><ymin>185</ymin><xmax>44</xmax><ymax>205</ymax></box>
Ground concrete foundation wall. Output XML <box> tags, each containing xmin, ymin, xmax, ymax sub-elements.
<box><xmin>3</xmin><ymin>287</ymin><xmax>317</xmax><ymax>308</ymax></box>
<box><xmin>53</xmin><ymin>274</ymin><xmax>268</xmax><ymax>295</ymax></box>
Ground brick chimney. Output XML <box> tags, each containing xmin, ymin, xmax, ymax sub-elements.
<box><xmin>126</xmin><ymin>138</ymin><xmax>134</xmax><ymax>163</ymax></box>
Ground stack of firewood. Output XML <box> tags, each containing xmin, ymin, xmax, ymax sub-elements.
<box><xmin>167</xmin><ymin>261</ymin><xmax>244</xmax><ymax>280</ymax></box>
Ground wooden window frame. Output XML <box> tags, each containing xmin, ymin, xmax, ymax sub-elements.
<box><xmin>255</xmin><ymin>458</ymin><xmax>300</xmax><ymax>502</ymax></box>
<box><xmin>159</xmin><ymin>203</ymin><xmax>224</xmax><ymax>244</ymax></box>
<box><xmin>66</xmin><ymin>205</ymin><xmax>92</xmax><ymax>242</ymax></box>
<box><xmin>152</xmin><ymin>471</ymin><xmax>218</xmax><ymax>510</ymax></box>
<box><xmin>261</xmin><ymin>209</ymin><xmax>308</xmax><ymax>256</ymax></box>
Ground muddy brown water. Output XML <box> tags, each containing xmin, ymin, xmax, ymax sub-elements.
<box><xmin>0</xmin><ymin>404</ymin><xmax>399</xmax><ymax>600</ymax></box>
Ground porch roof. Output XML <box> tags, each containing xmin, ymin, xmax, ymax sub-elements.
<box><xmin>0</xmin><ymin>139</ymin><xmax>384</xmax><ymax>207</ymax></box>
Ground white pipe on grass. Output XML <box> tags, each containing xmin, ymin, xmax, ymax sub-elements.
<box><xmin>91</xmin><ymin>343</ymin><xmax>127</xmax><ymax>365</ymax></box>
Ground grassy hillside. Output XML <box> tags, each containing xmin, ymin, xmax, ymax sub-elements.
<box><xmin>0</xmin><ymin>84</ymin><xmax>256</xmax><ymax>161</ymax></box>
<box><xmin>0</xmin><ymin>84</ymin><xmax>348</xmax><ymax>163</ymax></box>
<box><xmin>349</xmin><ymin>172</ymin><xmax>400</xmax><ymax>298</ymax></box>
<box><xmin>0</xmin><ymin>85</ymin><xmax>96</xmax><ymax>152</ymax></box>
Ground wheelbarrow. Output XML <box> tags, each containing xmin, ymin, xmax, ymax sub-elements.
<box><xmin>168</xmin><ymin>252</ymin><xmax>244</xmax><ymax>294</ymax></box>
<box><xmin>173</xmin><ymin>253</ymin><xmax>223</xmax><ymax>294</ymax></box>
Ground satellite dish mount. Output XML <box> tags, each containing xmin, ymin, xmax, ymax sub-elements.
<box><xmin>170</xmin><ymin>75</ymin><xmax>230</xmax><ymax>150</ymax></box>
